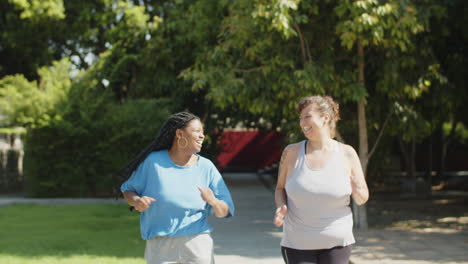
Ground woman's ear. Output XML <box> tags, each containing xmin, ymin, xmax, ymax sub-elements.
<box><xmin>322</xmin><ymin>114</ymin><xmax>331</xmax><ymax>127</ymax></box>
<box><xmin>175</xmin><ymin>129</ymin><xmax>182</xmax><ymax>139</ymax></box>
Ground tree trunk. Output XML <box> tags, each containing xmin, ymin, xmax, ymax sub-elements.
<box><xmin>409</xmin><ymin>140</ymin><xmax>416</xmax><ymax>179</ymax></box>
<box><xmin>439</xmin><ymin>131</ymin><xmax>447</xmax><ymax>178</ymax></box>
<box><xmin>353</xmin><ymin>40</ymin><xmax>368</xmax><ymax>231</ymax></box>
<box><xmin>427</xmin><ymin>135</ymin><xmax>433</xmax><ymax>186</ymax></box>
<box><xmin>439</xmin><ymin>120</ymin><xmax>456</xmax><ymax>179</ymax></box>
<box><xmin>398</xmin><ymin>138</ymin><xmax>410</xmax><ymax>176</ymax></box>
<box><xmin>398</xmin><ymin>138</ymin><xmax>421</xmax><ymax>195</ymax></box>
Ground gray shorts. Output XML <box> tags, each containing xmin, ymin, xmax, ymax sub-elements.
<box><xmin>144</xmin><ymin>233</ymin><xmax>214</xmax><ymax>264</ymax></box>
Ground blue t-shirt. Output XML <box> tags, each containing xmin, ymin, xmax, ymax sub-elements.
<box><xmin>121</xmin><ymin>150</ymin><xmax>235</xmax><ymax>240</ymax></box>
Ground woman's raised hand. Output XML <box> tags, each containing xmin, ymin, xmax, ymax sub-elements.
<box><xmin>197</xmin><ymin>186</ymin><xmax>216</xmax><ymax>205</ymax></box>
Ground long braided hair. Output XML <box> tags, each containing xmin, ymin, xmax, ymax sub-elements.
<box><xmin>113</xmin><ymin>111</ymin><xmax>200</xmax><ymax>197</ymax></box>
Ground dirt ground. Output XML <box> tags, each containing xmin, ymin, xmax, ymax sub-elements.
<box><xmin>366</xmin><ymin>191</ymin><xmax>468</xmax><ymax>233</ymax></box>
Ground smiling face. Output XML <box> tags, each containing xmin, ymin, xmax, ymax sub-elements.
<box><xmin>176</xmin><ymin>119</ymin><xmax>205</xmax><ymax>153</ymax></box>
<box><xmin>299</xmin><ymin>103</ymin><xmax>330</xmax><ymax>138</ymax></box>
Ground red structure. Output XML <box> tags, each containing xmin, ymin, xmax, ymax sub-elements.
<box><xmin>216</xmin><ymin>130</ymin><xmax>284</xmax><ymax>171</ymax></box>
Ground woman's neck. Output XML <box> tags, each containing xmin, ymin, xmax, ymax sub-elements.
<box><xmin>168</xmin><ymin>148</ymin><xmax>197</xmax><ymax>166</ymax></box>
<box><xmin>307</xmin><ymin>135</ymin><xmax>334</xmax><ymax>151</ymax></box>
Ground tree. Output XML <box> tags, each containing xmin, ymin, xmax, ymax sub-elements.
<box><xmin>0</xmin><ymin>0</ymin><xmax>261</xmax><ymax>195</ymax></box>
<box><xmin>183</xmin><ymin>0</ymin><xmax>448</xmax><ymax>230</ymax></box>
<box><xmin>1</xmin><ymin>0</ymin><xmax>464</xmax><ymax>201</ymax></box>
<box><xmin>0</xmin><ymin>58</ymin><xmax>72</xmax><ymax>127</ymax></box>
<box><xmin>418</xmin><ymin>0</ymin><xmax>468</xmax><ymax>180</ymax></box>
<box><xmin>0</xmin><ymin>0</ymin><xmax>65</xmax><ymax>79</ymax></box>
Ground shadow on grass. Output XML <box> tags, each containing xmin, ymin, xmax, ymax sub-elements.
<box><xmin>0</xmin><ymin>204</ymin><xmax>145</xmax><ymax>258</ymax></box>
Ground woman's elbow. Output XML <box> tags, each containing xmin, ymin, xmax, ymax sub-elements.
<box><xmin>355</xmin><ymin>192</ymin><xmax>369</xmax><ymax>205</ymax></box>
<box><xmin>215</xmin><ymin>208</ymin><xmax>230</xmax><ymax>218</ymax></box>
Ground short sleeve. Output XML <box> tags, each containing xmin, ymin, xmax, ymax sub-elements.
<box><xmin>208</xmin><ymin>165</ymin><xmax>235</xmax><ymax>217</ymax></box>
<box><xmin>120</xmin><ymin>160</ymin><xmax>148</xmax><ymax>195</ymax></box>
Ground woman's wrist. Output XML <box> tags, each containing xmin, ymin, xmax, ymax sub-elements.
<box><xmin>130</xmin><ymin>195</ymin><xmax>141</xmax><ymax>206</ymax></box>
<box><xmin>208</xmin><ymin>197</ymin><xmax>221</xmax><ymax>207</ymax></box>
<box><xmin>211</xmin><ymin>199</ymin><xmax>229</xmax><ymax>217</ymax></box>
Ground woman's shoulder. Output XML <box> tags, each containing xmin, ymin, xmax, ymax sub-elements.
<box><xmin>336</xmin><ymin>141</ymin><xmax>358</xmax><ymax>158</ymax></box>
<box><xmin>196</xmin><ymin>154</ymin><xmax>216</xmax><ymax>168</ymax></box>
<box><xmin>282</xmin><ymin>141</ymin><xmax>304</xmax><ymax>156</ymax></box>
<box><xmin>281</xmin><ymin>141</ymin><xmax>304</xmax><ymax>164</ymax></box>
<box><xmin>144</xmin><ymin>150</ymin><xmax>168</xmax><ymax>163</ymax></box>
<box><xmin>284</xmin><ymin>141</ymin><xmax>303</xmax><ymax>151</ymax></box>
<box><xmin>148</xmin><ymin>149</ymin><xmax>166</xmax><ymax>157</ymax></box>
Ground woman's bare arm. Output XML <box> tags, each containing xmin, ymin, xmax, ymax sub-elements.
<box><xmin>197</xmin><ymin>186</ymin><xmax>230</xmax><ymax>218</ymax></box>
<box><xmin>274</xmin><ymin>143</ymin><xmax>299</xmax><ymax>227</ymax></box>
<box><xmin>344</xmin><ymin>145</ymin><xmax>369</xmax><ymax>205</ymax></box>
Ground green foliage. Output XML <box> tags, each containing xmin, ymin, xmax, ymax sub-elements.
<box><xmin>9</xmin><ymin>0</ymin><xmax>65</xmax><ymax>20</ymax></box>
<box><xmin>252</xmin><ymin>0</ymin><xmax>301</xmax><ymax>38</ymax></box>
<box><xmin>106</xmin><ymin>1</ymin><xmax>159</xmax><ymax>44</ymax></box>
<box><xmin>335</xmin><ymin>0</ymin><xmax>424</xmax><ymax>51</ymax></box>
<box><xmin>0</xmin><ymin>0</ymin><xmax>466</xmax><ymax>196</ymax></box>
<box><xmin>0</xmin><ymin>127</ymin><xmax>26</xmax><ymax>135</ymax></box>
<box><xmin>0</xmin><ymin>51</ymin><xmax>174</xmax><ymax>196</ymax></box>
<box><xmin>23</xmin><ymin>67</ymin><xmax>172</xmax><ymax>196</ymax></box>
<box><xmin>392</xmin><ymin>102</ymin><xmax>431</xmax><ymax>142</ymax></box>
<box><xmin>452</xmin><ymin>123</ymin><xmax>468</xmax><ymax>144</ymax></box>
<box><xmin>2</xmin><ymin>0</ymin><xmax>239</xmax><ymax>196</ymax></box>
<box><xmin>25</xmin><ymin>96</ymin><xmax>171</xmax><ymax>197</ymax></box>
<box><xmin>1</xmin><ymin>0</ymin><xmax>67</xmax><ymax>79</ymax></box>
<box><xmin>182</xmin><ymin>0</ymin><xmax>333</xmax><ymax>127</ymax></box>
<box><xmin>180</xmin><ymin>0</ymin><xmax>468</xmax><ymax>191</ymax></box>
<box><xmin>0</xmin><ymin>58</ymin><xmax>72</xmax><ymax>127</ymax></box>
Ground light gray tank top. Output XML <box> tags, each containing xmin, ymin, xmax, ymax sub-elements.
<box><xmin>281</xmin><ymin>140</ymin><xmax>355</xmax><ymax>250</ymax></box>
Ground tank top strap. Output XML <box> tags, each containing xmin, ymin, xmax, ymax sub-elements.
<box><xmin>293</xmin><ymin>140</ymin><xmax>307</xmax><ymax>174</ymax></box>
<box><xmin>302</xmin><ymin>139</ymin><xmax>341</xmax><ymax>164</ymax></box>
<box><xmin>298</xmin><ymin>140</ymin><xmax>344</xmax><ymax>170</ymax></box>
<box><xmin>298</xmin><ymin>140</ymin><xmax>307</xmax><ymax>164</ymax></box>
<box><xmin>286</xmin><ymin>140</ymin><xmax>307</xmax><ymax>183</ymax></box>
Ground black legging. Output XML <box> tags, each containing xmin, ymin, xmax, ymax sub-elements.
<box><xmin>281</xmin><ymin>245</ymin><xmax>352</xmax><ymax>264</ymax></box>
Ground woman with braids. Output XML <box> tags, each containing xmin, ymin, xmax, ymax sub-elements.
<box><xmin>273</xmin><ymin>96</ymin><xmax>369</xmax><ymax>264</ymax></box>
<box><xmin>118</xmin><ymin>111</ymin><xmax>234</xmax><ymax>264</ymax></box>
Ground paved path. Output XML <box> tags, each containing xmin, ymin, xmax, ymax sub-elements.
<box><xmin>211</xmin><ymin>177</ymin><xmax>284</xmax><ymax>264</ymax></box>
<box><xmin>1</xmin><ymin>174</ymin><xmax>467</xmax><ymax>264</ymax></box>
<box><xmin>351</xmin><ymin>229</ymin><xmax>468</xmax><ymax>264</ymax></box>
<box><xmin>216</xmin><ymin>175</ymin><xmax>468</xmax><ymax>264</ymax></box>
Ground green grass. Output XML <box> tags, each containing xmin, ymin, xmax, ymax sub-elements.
<box><xmin>0</xmin><ymin>204</ymin><xmax>146</xmax><ymax>264</ymax></box>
